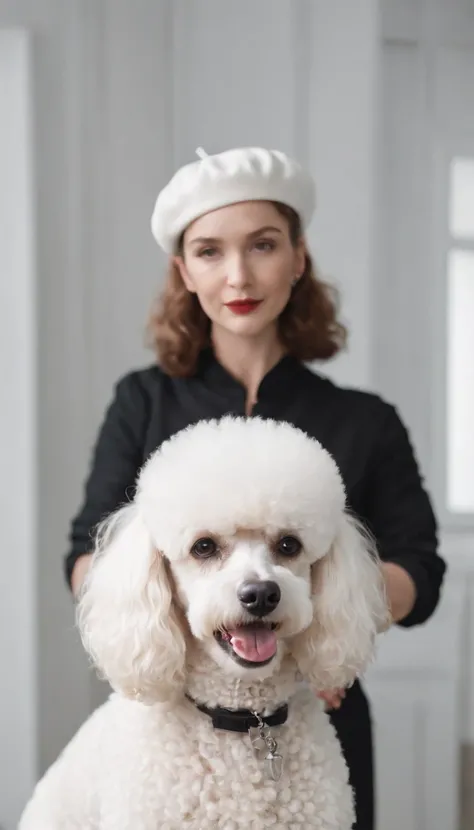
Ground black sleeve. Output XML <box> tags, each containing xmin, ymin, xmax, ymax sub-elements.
<box><xmin>365</xmin><ymin>404</ymin><xmax>446</xmax><ymax>627</ymax></box>
<box><xmin>64</xmin><ymin>372</ymin><xmax>149</xmax><ymax>589</ymax></box>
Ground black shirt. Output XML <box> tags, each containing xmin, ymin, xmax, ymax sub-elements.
<box><xmin>65</xmin><ymin>349</ymin><xmax>446</xmax><ymax>829</ymax></box>
<box><xmin>66</xmin><ymin>349</ymin><xmax>445</xmax><ymax>628</ymax></box>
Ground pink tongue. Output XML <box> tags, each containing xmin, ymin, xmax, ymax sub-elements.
<box><xmin>228</xmin><ymin>627</ymin><xmax>277</xmax><ymax>662</ymax></box>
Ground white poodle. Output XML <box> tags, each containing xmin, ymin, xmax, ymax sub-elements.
<box><xmin>20</xmin><ymin>416</ymin><xmax>388</xmax><ymax>830</ymax></box>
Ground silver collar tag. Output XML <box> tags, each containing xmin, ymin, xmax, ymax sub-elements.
<box><xmin>248</xmin><ymin>712</ymin><xmax>284</xmax><ymax>782</ymax></box>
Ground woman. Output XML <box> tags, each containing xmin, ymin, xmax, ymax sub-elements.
<box><xmin>65</xmin><ymin>147</ymin><xmax>446</xmax><ymax>829</ymax></box>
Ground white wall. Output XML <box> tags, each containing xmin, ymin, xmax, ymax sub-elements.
<box><xmin>0</xmin><ymin>4</ymin><xmax>95</xmax><ymax>826</ymax></box>
<box><xmin>81</xmin><ymin>0</ymin><xmax>173</xmax><ymax>431</ymax></box>
<box><xmin>307</xmin><ymin>0</ymin><xmax>380</xmax><ymax>389</ymax></box>
<box><xmin>1</xmin><ymin>0</ymin><xmax>472</xmax><ymax>828</ymax></box>
<box><xmin>0</xmin><ymin>28</ymin><xmax>37</xmax><ymax>828</ymax></box>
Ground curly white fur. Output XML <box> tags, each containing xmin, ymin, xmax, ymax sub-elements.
<box><xmin>20</xmin><ymin>417</ymin><xmax>388</xmax><ymax>830</ymax></box>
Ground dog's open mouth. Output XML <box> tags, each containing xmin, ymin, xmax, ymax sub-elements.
<box><xmin>214</xmin><ymin>622</ymin><xmax>279</xmax><ymax>667</ymax></box>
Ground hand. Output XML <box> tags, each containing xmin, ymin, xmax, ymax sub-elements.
<box><xmin>317</xmin><ymin>688</ymin><xmax>346</xmax><ymax>711</ymax></box>
<box><xmin>71</xmin><ymin>553</ymin><xmax>93</xmax><ymax>598</ymax></box>
<box><xmin>381</xmin><ymin>561</ymin><xmax>416</xmax><ymax>624</ymax></box>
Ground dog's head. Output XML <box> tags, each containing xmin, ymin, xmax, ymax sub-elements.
<box><xmin>78</xmin><ymin>417</ymin><xmax>388</xmax><ymax>703</ymax></box>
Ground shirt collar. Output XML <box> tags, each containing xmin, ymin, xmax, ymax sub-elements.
<box><xmin>195</xmin><ymin>348</ymin><xmax>306</xmax><ymax>403</ymax></box>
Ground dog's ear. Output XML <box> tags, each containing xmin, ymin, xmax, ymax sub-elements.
<box><xmin>77</xmin><ymin>502</ymin><xmax>186</xmax><ymax>704</ymax></box>
<box><xmin>291</xmin><ymin>513</ymin><xmax>389</xmax><ymax>691</ymax></box>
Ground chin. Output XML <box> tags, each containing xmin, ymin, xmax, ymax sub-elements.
<box><xmin>223</xmin><ymin>317</ymin><xmax>267</xmax><ymax>335</ymax></box>
<box><xmin>217</xmin><ymin>306</ymin><xmax>283</xmax><ymax>337</ymax></box>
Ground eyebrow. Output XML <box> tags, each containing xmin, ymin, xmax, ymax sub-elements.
<box><xmin>188</xmin><ymin>226</ymin><xmax>284</xmax><ymax>246</ymax></box>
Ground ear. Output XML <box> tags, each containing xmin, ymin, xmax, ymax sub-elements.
<box><xmin>77</xmin><ymin>503</ymin><xmax>187</xmax><ymax>704</ymax></box>
<box><xmin>294</xmin><ymin>236</ymin><xmax>306</xmax><ymax>278</ymax></box>
<box><xmin>173</xmin><ymin>254</ymin><xmax>196</xmax><ymax>293</ymax></box>
<box><xmin>292</xmin><ymin>513</ymin><xmax>389</xmax><ymax>691</ymax></box>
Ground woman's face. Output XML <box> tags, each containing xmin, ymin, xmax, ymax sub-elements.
<box><xmin>175</xmin><ymin>201</ymin><xmax>305</xmax><ymax>341</ymax></box>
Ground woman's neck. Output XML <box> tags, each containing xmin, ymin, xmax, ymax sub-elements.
<box><xmin>211</xmin><ymin>326</ymin><xmax>286</xmax><ymax>414</ymax></box>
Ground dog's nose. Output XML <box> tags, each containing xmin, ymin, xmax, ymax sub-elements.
<box><xmin>237</xmin><ymin>581</ymin><xmax>281</xmax><ymax>617</ymax></box>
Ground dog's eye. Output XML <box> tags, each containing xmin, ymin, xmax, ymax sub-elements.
<box><xmin>191</xmin><ymin>537</ymin><xmax>219</xmax><ymax>559</ymax></box>
<box><xmin>277</xmin><ymin>535</ymin><xmax>302</xmax><ymax>557</ymax></box>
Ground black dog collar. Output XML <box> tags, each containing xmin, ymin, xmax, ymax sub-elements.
<box><xmin>187</xmin><ymin>695</ymin><xmax>289</xmax><ymax>733</ymax></box>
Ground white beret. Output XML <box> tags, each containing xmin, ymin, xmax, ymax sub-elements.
<box><xmin>151</xmin><ymin>147</ymin><xmax>316</xmax><ymax>253</ymax></box>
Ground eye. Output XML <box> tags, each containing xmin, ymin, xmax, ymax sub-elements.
<box><xmin>198</xmin><ymin>247</ymin><xmax>219</xmax><ymax>259</ymax></box>
<box><xmin>191</xmin><ymin>537</ymin><xmax>219</xmax><ymax>559</ymax></box>
<box><xmin>254</xmin><ymin>239</ymin><xmax>276</xmax><ymax>252</ymax></box>
<box><xmin>276</xmin><ymin>535</ymin><xmax>302</xmax><ymax>558</ymax></box>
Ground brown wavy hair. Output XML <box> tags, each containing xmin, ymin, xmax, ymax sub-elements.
<box><xmin>147</xmin><ymin>203</ymin><xmax>347</xmax><ymax>377</ymax></box>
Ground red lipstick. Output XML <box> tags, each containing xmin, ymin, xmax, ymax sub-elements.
<box><xmin>225</xmin><ymin>299</ymin><xmax>262</xmax><ymax>315</ymax></box>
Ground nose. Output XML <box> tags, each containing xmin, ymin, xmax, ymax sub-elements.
<box><xmin>226</xmin><ymin>254</ymin><xmax>251</xmax><ymax>289</ymax></box>
<box><xmin>237</xmin><ymin>580</ymin><xmax>281</xmax><ymax>617</ymax></box>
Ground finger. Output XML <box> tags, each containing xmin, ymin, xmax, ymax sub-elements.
<box><xmin>321</xmin><ymin>694</ymin><xmax>341</xmax><ymax>709</ymax></box>
<box><xmin>317</xmin><ymin>689</ymin><xmax>345</xmax><ymax>702</ymax></box>
<box><xmin>318</xmin><ymin>691</ymin><xmax>346</xmax><ymax>710</ymax></box>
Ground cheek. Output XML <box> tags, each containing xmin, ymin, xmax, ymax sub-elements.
<box><xmin>256</xmin><ymin>262</ymin><xmax>292</xmax><ymax>304</ymax></box>
<box><xmin>175</xmin><ymin>566</ymin><xmax>242</xmax><ymax>637</ymax></box>
<box><xmin>276</xmin><ymin>563</ymin><xmax>311</xmax><ymax>598</ymax></box>
<box><xmin>169</xmin><ymin>559</ymin><xmax>208</xmax><ymax>606</ymax></box>
<box><xmin>274</xmin><ymin>564</ymin><xmax>314</xmax><ymax>630</ymax></box>
<box><xmin>189</xmin><ymin>273</ymin><xmax>223</xmax><ymax>316</ymax></box>
<box><xmin>271</xmin><ymin>280</ymin><xmax>292</xmax><ymax>308</ymax></box>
